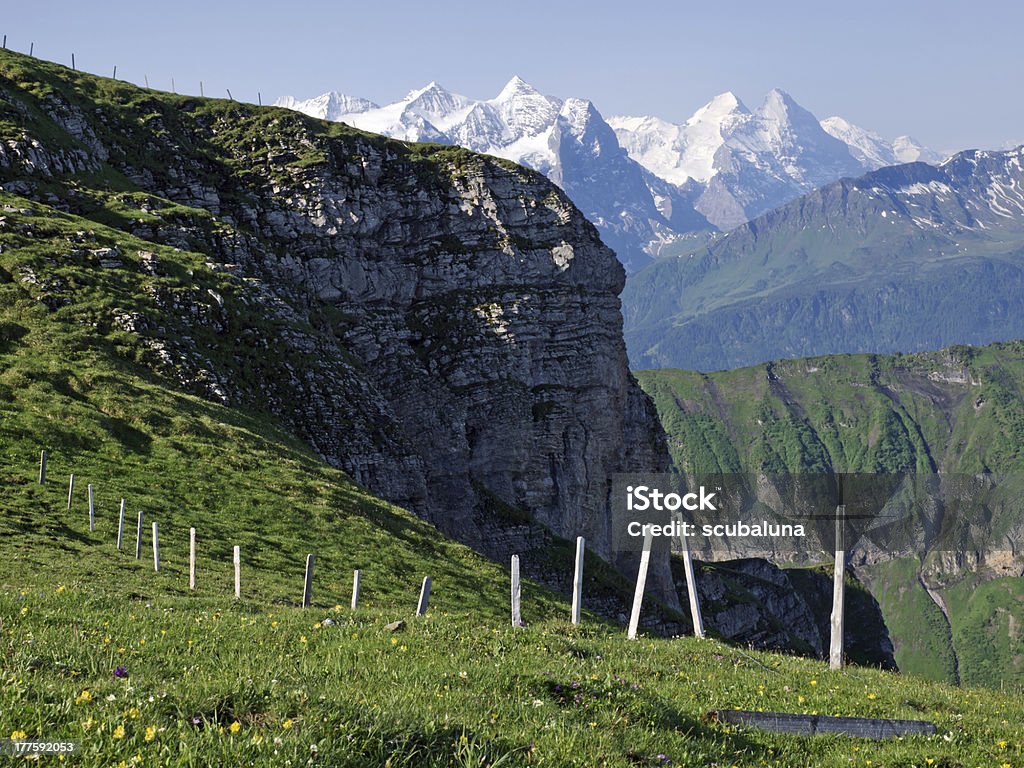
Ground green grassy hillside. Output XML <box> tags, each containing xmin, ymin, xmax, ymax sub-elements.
<box><xmin>636</xmin><ymin>347</ymin><xmax>1024</xmax><ymax>689</ymax></box>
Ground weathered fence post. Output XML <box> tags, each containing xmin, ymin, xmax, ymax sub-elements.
<box><xmin>29</xmin><ymin>42</ymin><xmax>33</xmax><ymax>57</ymax></box>
<box><xmin>351</xmin><ymin>569</ymin><xmax>360</xmax><ymax>610</ymax></box>
<box><xmin>417</xmin><ymin>576</ymin><xmax>432</xmax><ymax>616</ymax></box>
<box><xmin>38</xmin><ymin>449</ymin><xmax>46</xmax><ymax>484</ymax></box>
<box><xmin>87</xmin><ymin>484</ymin><xmax>94</xmax><ymax>532</ymax></box>
<box><xmin>627</xmin><ymin>531</ymin><xmax>654</xmax><ymax>640</ymax></box>
<box><xmin>188</xmin><ymin>528</ymin><xmax>196</xmax><ymax>590</ymax></box>
<box><xmin>199</xmin><ymin>80</ymin><xmax>204</xmax><ymax>97</ymax></box>
<box><xmin>301</xmin><ymin>554</ymin><xmax>314</xmax><ymax>608</ymax></box>
<box><xmin>116</xmin><ymin>499</ymin><xmax>126</xmax><ymax>550</ymax></box>
<box><xmin>66</xmin><ymin>473</ymin><xmax>74</xmax><ymax>511</ymax></box>
<box><xmin>135</xmin><ymin>511</ymin><xmax>143</xmax><ymax>559</ymax></box>
<box><xmin>152</xmin><ymin>521</ymin><xmax>160</xmax><ymax>572</ymax></box>
<box><xmin>71</xmin><ymin>53</ymin><xmax>75</xmax><ymax>71</ymax></box>
<box><xmin>830</xmin><ymin>504</ymin><xmax>846</xmax><ymax>670</ymax></box>
<box><xmin>571</xmin><ymin>536</ymin><xmax>585</xmax><ymax>625</ymax></box>
<box><xmin>258</xmin><ymin>91</ymin><xmax>262</xmax><ymax>106</ymax></box>
<box><xmin>511</xmin><ymin>555</ymin><xmax>523</xmax><ymax>628</ymax></box>
<box><xmin>112</xmin><ymin>65</ymin><xmax>116</xmax><ymax>79</ymax></box>
<box><xmin>680</xmin><ymin>531</ymin><xmax>706</xmax><ymax>638</ymax></box>
<box><xmin>233</xmin><ymin>545</ymin><xmax>241</xmax><ymax>600</ymax></box>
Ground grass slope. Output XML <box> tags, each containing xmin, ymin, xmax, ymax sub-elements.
<box><xmin>635</xmin><ymin>349</ymin><xmax>1024</xmax><ymax>689</ymax></box>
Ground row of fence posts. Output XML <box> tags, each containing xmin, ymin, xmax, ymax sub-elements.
<box><xmin>41</xmin><ymin>449</ymin><xmax>853</xmax><ymax>656</ymax></box>
<box><xmin>0</xmin><ymin>37</ymin><xmax>264</xmax><ymax>105</ymax></box>
<box><xmin>43</xmin><ymin>448</ymin><xmax>709</xmax><ymax>635</ymax></box>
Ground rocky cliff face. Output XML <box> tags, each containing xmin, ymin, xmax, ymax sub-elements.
<box><xmin>0</xmin><ymin>52</ymin><xmax>675</xmax><ymax>605</ymax></box>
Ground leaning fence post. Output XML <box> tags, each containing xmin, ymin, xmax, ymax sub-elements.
<box><xmin>152</xmin><ymin>521</ymin><xmax>160</xmax><ymax>572</ymax></box>
<box><xmin>301</xmin><ymin>554</ymin><xmax>314</xmax><ymax>608</ymax></box>
<box><xmin>627</xmin><ymin>531</ymin><xmax>654</xmax><ymax>640</ymax></box>
<box><xmin>417</xmin><ymin>576</ymin><xmax>432</xmax><ymax>616</ymax></box>
<box><xmin>571</xmin><ymin>536</ymin><xmax>585</xmax><ymax>625</ymax></box>
<box><xmin>351</xmin><ymin>569</ymin><xmax>360</xmax><ymax>610</ymax></box>
<box><xmin>116</xmin><ymin>499</ymin><xmax>126</xmax><ymax>550</ymax></box>
<box><xmin>830</xmin><ymin>504</ymin><xmax>846</xmax><ymax>670</ymax></box>
<box><xmin>511</xmin><ymin>555</ymin><xmax>523</xmax><ymax>628</ymax></box>
<box><xmin>233</xmin><ymin>545</ymin><xmax>241</xmax><ymax>600</ymax></box>
<box><xmin>87</xmin><ymin>484</ymin><xmax>94</xmax><ymax>532</ymax></box>
<box><xmin>135</xmin><ymin>511</ymin><xmax>143</xmax><ymax>559</ymax></box>
<box><xmin>189</xmin><ymin>528</ymin><xmax>196</xmax><ymax>590</ymax></box>
<box><xmin>67</xmin><ymin>473</ymin><xmax>74</xmax><ymax>511</ymax></box>
<box><xmin>681</xmin><ymin>529</ymin><xmax>705</xmax><ymax>639</ymax></box>
<box><xmin>38</xmin><ymin>449</ymin><xmax>46</xmax><ymax>484</ymax></box>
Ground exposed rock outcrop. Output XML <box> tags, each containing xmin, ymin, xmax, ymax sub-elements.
<box><xmin>0</xmin><ymin>54</ymin><xmax>677</xmax><ymax>608</ymax></box>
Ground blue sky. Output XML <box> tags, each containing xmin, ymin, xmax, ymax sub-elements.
<box><xmin>6</xmin><ymin>1</ymin><xmax>1021</xmax><ymax>153</ymax></box>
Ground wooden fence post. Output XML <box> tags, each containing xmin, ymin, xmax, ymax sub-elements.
<box><xmin>830</xmin><ymin>504</ymin><xmax>846</xmax><ymax>670</ymax></box>
<box><xmin>417</xmin><ymin>576</ymin><xmax>432</xmax><ymax>616</ymax></box>
<box><xmin>571</xmin><ymin>536</ymin><xmax>585</xmax><ymax>625</ymax></box>
<box><xmin>233</xmin><ymin>546</ymin><xmax>241</xmax><ymax>600</ymax></box>
<box><xmin>627</xmin><ymin>531</ymin><xmax>654</xmax><ymax>640</ymax></box>
<box><xmin>351</xmin><ymin>569</ymin><xmax>360</xmax><ymax>610</ymax></box>
<box><xmin>301</xmin><ymin>554</ymin><xmax>314</xmax><ymax>608</ymax></box>
<box><xmin>152</xmin><ymin>521</ymin><xmax>160</xmax><ymax>572</ymax></box>
<box><xmin>38</xmin><ymin>449</ymin><xmax>46</xmax><ymax>484</ymax></box>
<box><xmin>116</xmin><ymin>499</ymin><xmax>125</xmax><ymax>550</ymax></box>
<box><xmin>189</xmin><ymin>528</ymin><xmax>196</xmax><ymax>590</ymax></box>
<box><xmin>135</xmin><ymin>511</ymin><xmax>143</xmax><ymax>559</ymax></box>
<box><xmin>67</xmin><ymin>473</ymin><xmax>74</xmax><ymax>511</ymax></box>
<box><xmin>680</xmin><ymin>530</ymin><xmax>706</xmax><ymax>639</ymax></box>
<box><xmin>511</xmin><ymin>555</ymin><xmax>523</xmax><ymax>628</ymax></box>
<box><xmin>87</xmin><ymin>484</ymin><xmax>94</xmax><ymax>532</ymax></box>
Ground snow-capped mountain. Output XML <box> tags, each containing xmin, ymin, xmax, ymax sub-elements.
<box><xmin>820</xmin><ymin>116</ymin><xmax>942</xmax><ymax>166</ymax></box>
<box><xmin>277</xmin><ymin>78</ymin><xmax>709</xmax><ymax>272</ymax></box>
<box><xmin>277</xmin><ymin>80</ymin><xmax>940</xmax><ymax>270</ymax></box>
<box><xmin>610</xmin><ymin>90</ymin><xmax>942</xmax><ymax>231</ymax></box>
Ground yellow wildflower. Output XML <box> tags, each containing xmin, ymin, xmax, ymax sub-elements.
<box><xmin>810</xmin><ymin>679</ymin><xmax>817</xmax><ymax>686</ymax></box>
<box><xmin>75</xmin><ymin>689</ymin><xmax>92</xmax><ymax>704</ymax></box>
<box><xmin>867</xmin><ymin>693</ymin><xmax>876</xmax><ymax>700</ymax></box>
<box><xmin>144</xmin><ymin>726</ymin><xmax>156</xmax><ymax>742</ymax></box>
<box><xmin>251</xmin><ymin>734</ymin><xmax>264</xmax><ymax>745</ymax></box>
<box><xmin>229</xmin><ymin>722</ymin><xmax>241</xmax><ymax>734</ymax></box>
<box><xmin>300</xmin><ymin>635</ymin><xmax>308</xmax><ymax>645</ymax></box>
<box><xmin>128</xmin><ymin>707</ymin><xmax>141</xmax><ymax>719</ymax></box>
<box><xmin>281</xmin><ymin>719</ymin><xmax>293</xmax><ymax>730</ymax></box>
<box><xmin>113</xmin><ymin>725</ymin><xmax>126</xmax><ymax>740</ymax></box>
<box><xmin>10</xmin><ymin>730</ymin><xmax>27</xmax><ymax>740</ymax></box>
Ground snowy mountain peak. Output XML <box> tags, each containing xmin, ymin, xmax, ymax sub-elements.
<box><xmin>698</xmin><ymin>91</ymin><xmax>747</xmax><ymax>117</ymax></box>
<box><xmin>495</xmin><ymin>75</ymin><xmax>538</xmax><ymax>101</ymax></box>
<box><xmin>273</xmin><ymin>91</ymin><xmax>378</xmax><ymax>121</ymax></box>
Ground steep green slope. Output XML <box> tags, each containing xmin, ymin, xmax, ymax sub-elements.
<box><xmin>624</xmin><ymin>155</ymin><xmax>1024</xmax><ymax>371</ymax></box>
<box><xmin>636</xmin><ymin>344</ymin><xmax>1024</xmax><ymax>687</ymax></box>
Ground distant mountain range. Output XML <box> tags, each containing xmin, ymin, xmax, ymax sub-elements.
<box><xmin>277</xmin><ymin>80</ymin><xmax>940</xmax><ymax>272</ymax></box>
<box><xmin>623</xmin><ymin>146</ymin><xmax>1024</xmax><ymax>371</ymax></box>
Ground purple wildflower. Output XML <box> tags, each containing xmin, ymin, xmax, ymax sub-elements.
<box><xmin>113</xmin><ymin>666</ymin><xmax>128</xmax><ymax>679</ymax></box>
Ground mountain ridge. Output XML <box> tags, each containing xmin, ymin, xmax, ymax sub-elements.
<box><xmin>278</xmin><ymin>80</ymin><xmax>941</xmax><ymax>270</ymax></box>
<box><xmin>624</xmin><ymin>145</ymin><xmax>1024</xmax><ymax>371</ymax></box>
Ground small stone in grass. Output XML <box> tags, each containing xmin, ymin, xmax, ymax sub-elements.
<box><xmin>385</xmin><ymin>620</ymin><xmax>406</xmax><ymax>632</ymax></box>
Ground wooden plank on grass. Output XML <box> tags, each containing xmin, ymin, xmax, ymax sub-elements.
<box><xmin>708</xmin><ymin>709</ymin><xmax>936</xmax><ymax>739</ymax></box>
<box><xmin>233</xmin><ymin>545</ymin><xmax>241</xmax><ymax>600</ymax></box>
<box><xmin>351</xmin><ymin>569</ymin><xmax>360</xmax><ymax>610</ymax></box>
